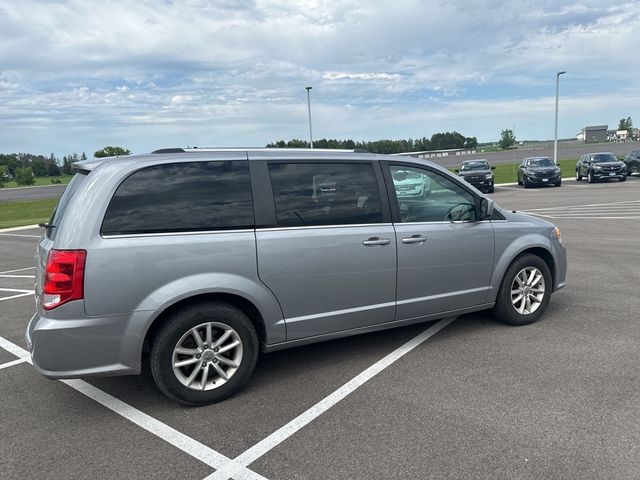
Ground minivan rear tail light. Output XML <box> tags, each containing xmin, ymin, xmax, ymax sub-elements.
<box><xmin>42</xmin><ymin>250</ymin><xmax>86</xmax><ymax>310</ymax></box>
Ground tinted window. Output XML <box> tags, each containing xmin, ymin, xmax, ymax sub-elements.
<box><xmin>389</xmin><ymin>165</ymin><xmax>477</xmax><ymax>223</ymax></box>
<box><xmin>102</xmin><ymin>161</ymin><xmax>253</xmax><ymax>235</ymax></box>
<box><xmin>268</xmin><ymin>162</ymin><xmax>382</xmax><ymax>227</ymax></box>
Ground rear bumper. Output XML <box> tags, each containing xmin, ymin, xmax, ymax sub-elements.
<box><xmin>26</xmin><ymin>302</ymin><xmax>148</xmax><ymax>379</ymax></box>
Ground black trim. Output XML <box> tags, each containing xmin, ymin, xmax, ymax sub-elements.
<box><xmin>249</xmin><ymin>160</ymin><xmax>277</xmax><ymax>228</ymax></box>
<box><xmin>151</xmin><ymin>148</ymin><xmax>186</xmax><ymax>154</ymax></box>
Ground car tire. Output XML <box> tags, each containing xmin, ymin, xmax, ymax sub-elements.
<box><xmin>554</xmin><ymin>180</ymin><xmax>562</xmax><ymax>187</ymax></box>
<box><xmin>576</xmin><ymin>170</ymin><xmax>582</xmax><ymax>181</ymax></box>
<box><xmin>150</xmin><ymin>301</ymin><xmax>259</xmax><ymax>405</ymax></box>
<box><xmin>493</xmin><ymin>254</ymin><xmax>552</xmax><ymax>326</ymax></box>
<box><xmin>488</xmin><ymin>184</ymin><xmax>494</xmax><ymax>193</ymax></box>
<box><xmin>517</xmin><ymin>176</ymin><xmax>522</xmax><ymax>186</ymax></box>
<box><xmin>619</xmin><ymin>176</ymin><xmax>626</xmax><ymax>182</ymax></box>
<box><xmin>587</xmin><ymin>171</ymin><xmax>595</xmax><ymax>183</ymax></box>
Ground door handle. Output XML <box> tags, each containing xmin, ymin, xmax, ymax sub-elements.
<box><xmin>402</xmin><ymin>235</ymin><xmax>428</xmax><ymax>244</ymax></box>
<box><xmin>362</xmin><ymin>237</ymin><xmax>391</xmax><ymax>246</ymax></box>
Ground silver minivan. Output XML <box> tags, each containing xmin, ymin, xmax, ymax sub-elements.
<box><xmin>27</xmin><ymin>148</ymin><xmax>566</xmax><ymax>405</ymax></box>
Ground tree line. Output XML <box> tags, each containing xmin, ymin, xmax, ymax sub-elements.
<box><xmin>266</xmin><ymin>131</ymin><xmax>478</xmax><ymax>154</ymax></box>
<box><xmin>0</xmin><ymin>146</ymin><xmax>132</xmax><ymax>186</ymax></box>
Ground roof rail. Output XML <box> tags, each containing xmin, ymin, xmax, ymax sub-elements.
<box><xmin>151</xmin><ymin>147</ymin><xmax>369</xmax><ymax>154</ymax></box>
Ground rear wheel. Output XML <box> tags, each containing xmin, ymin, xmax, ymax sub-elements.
<box><xmin>150</xmin><ymin>302</ymin><xmax>259</xmax><ymax>405</ymax></box>
<box><xmin>493</xmin><ymin>254</ymin><xmax>552</xmax><ymax>326</ymax></box>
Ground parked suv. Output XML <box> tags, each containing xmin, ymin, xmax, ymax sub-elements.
<box><xmin>576</xmin><ymin>152</ymin><xmax>627</xmax><ymax>183</ymax></box>
<box><xmin>517</xmin><ymin>157</ymin><xmax>562</xmax><ymax>188</ymax></box>
<box><xmin>28</xmin><ymin>149</ymin><xmax>567</xmax><ymax>405</ymax></box>
<box><xmin>455</xmin><ymin>159</ymin><xmax>495</xmax><ymax>193</ymax></box>
<box><xmin>623</xmin><ymin>149</ymin><xmax>640</xmax><ymax>176</ymax></box>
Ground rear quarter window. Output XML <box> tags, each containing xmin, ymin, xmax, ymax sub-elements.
<box><xmin>101</xmin><ymin>161</ymin><xmax>254</xmax><ymax>235</ymax></box>
<box><xmin>47</xmin><ymin>171</ymin><xmax>88</xmax><ymax>239</ymax></box>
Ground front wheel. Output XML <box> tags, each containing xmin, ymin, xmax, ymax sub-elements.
<box><xmin>575</xmin><ymin>170</ymin><xmax>582</xmax><ymax>181</ymax></box>
<box><xmin>619</xmin><ymin>176</ymin><xmax>626</xmax><ymax>182</ymax></box>
<box><xmin>587</xmin><ymin>171</ymin><xmax>595</xmax><ymax>183</ymax></box>
<box><xmin>493</xmin><ymin>254</ymin><xmax>552</xmax><ymax>326</ymax></box>
<box><xmin>150</xmin><ymin>302</ymin><xmax>259</xmax><ymax>405</ymax></box>
<box><xmin>554</xmin><ymin>180</ymin><xmax>562</xmax><ymax>187</ymax></box>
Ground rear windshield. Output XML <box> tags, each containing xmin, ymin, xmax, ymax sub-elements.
<box><xmin>47</xmin><ymin>171</ymin><xmax>88</xmax><ymax>239</ymax></box>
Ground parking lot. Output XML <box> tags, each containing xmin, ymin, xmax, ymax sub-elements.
<box><xmin>1</xmin><ymin>176</ymin><xmax>639</xmax><ymax>479</ymax></box>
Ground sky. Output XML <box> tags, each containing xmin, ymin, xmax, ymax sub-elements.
<box><xmin>1</xmin><ymin>0</ymin><xmax>639</xmax><ymax>157</ymax></box>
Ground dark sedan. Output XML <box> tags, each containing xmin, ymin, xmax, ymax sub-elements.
<box><xmin>623</xmin><ymin>149</ymin><xmax>640</xmax><ymax>176</ymax></box>
<box><xmin>455</xmin><ymin>159</ymin><xmax>495</xmax><ymax>193</ymax></box>
<box><xmin>517</xmin><ymin>157</ymin><xmax>561</xmax><ymax>188</ymax></box>
<box><xmin>576</xmin><ymin>152</ymin><xmax>627</xmax><ymax>183</ymax></box>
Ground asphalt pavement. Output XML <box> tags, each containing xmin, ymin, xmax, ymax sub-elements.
<box><xmin>0</xmin><ymin>184</ymin><xmax>67</xmax><ymax>202</ymax></box>
<box><xmin>1</xmin><ymin>176</ymin><xmax>639</xmax><ymax>479</ymax></box>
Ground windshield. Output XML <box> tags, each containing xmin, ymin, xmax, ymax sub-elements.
<box><xmin>528</xmin><ymin>158</ymin><xmax>554</xmax><ymax>167</ymax></box>
<box><xmin>590</xmin><ymin>154</ymin><xmax>618</xmax><ymax>163</ymax></box>
<box><xmin>461</xmin><ymin>161</ymin><xmax>489</xmax><ymax>171</ymax></box>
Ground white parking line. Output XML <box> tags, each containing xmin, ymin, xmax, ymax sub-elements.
<box><xmin>0</xmin><ymin>233</ymin><xmax>42</xmax><ymax>238</ymax></box>
<box><xmin>0</xmin><ymin>334</ymin><xmax>268</xmax><ymax>480</ymax></box>
<box><xmin>0</xmin><ymin>288</ymin><xmax>35</xmax><ymax>302</ymax></box>
<box><xmin>0</xmin><ymin>224</ymin><xmax>39</xmax><ymax>233</ymax></box>
<box><xmin>0</xmin><ymin>266</ymin><xmax>35</xmax><ymax>275</ymax></box>
<box><xmin>0</xmin><ymin>358</ymin><xmax>27</xmax><ymax>370</ymax></box>
<box><xmin>0</xmin><ymin>292</ymin><xmax>34</xmax><ymax>302</ymax></box>
<box><xmin>206</xmin><ymin>317</ymin><xmax>456</xmax><ymax>480</ymax></box>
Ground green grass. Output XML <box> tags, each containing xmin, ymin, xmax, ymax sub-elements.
<box><xmin>0</xmin><ymin>198</ymin><xmax>58</xmax><ymax>229</ymax></box>
<box><xmin>449</xmin><ymin>157</ymin><xmax>578</xmax><ymax>184</ymax></box>
<box><xmin>1</xmin><ymin>175</ymin><xmax>73</xmax><ymax>189</ymax></box>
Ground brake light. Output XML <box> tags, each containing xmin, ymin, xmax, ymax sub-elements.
<box><xmin>42</xmin><ymin>249</ymin><xmax>86</xmax><ymax>310</ymax></box>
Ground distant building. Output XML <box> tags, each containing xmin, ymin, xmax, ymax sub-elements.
<box><xmin>581</xmin><ymin>125</ymin><xmax>608</xmax><ymax>143</ymax></box>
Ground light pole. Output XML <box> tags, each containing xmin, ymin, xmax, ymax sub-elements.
<box><xmin>554</xmin><ymin>71</ymin><xmax>566</xmax><ymax>164</ymax></box>
<box><xmin>305</xmin><ymin>86</ymin><xmax>314</xmax><ymax>148</ymax></box>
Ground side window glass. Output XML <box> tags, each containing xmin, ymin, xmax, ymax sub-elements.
<box><xmin>102</xmin><ymin>161</ymin><xmax>254</xmax><ymax>235</ymax></box>
<box><xmin>389</xmin><ymin>165</ymin><xmax>478</xmax><ymax>223</ymax></box>
<box><xmin>268</xmin><ymin>162</ymin><xmax>383</xmax><ymax>227</ymax></box>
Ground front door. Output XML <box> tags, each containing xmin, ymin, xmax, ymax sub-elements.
<box><xmin>384</xmin><ymin>163</ymin><xmax>495</xmax><ymax>320</ymax></box>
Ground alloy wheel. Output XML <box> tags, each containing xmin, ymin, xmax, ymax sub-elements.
<box><xmin>510</xmin><ymin>267</ymin><xmax>545</xmax><ymax>315</ymax></box>
<box><xmin>172</xmin><ymin>322</ymin><xmax>243</xmax><ymax>391</ymax></box>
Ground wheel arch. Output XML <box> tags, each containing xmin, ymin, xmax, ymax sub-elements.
<box><xmin>490</xmin><ymin>243</ymin><xmax>558</xmax><ymax>303</ymax></box>
<box><xmin>143</xmin><ymin>293</ymin><xmax>270</xmax><ymax>358</ymax></box>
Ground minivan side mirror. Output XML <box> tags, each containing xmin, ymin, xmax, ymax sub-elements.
<box><xmin>480</xmin><ymin>197</ymin><xmax>494</xmax><ymax>220</ymax></box>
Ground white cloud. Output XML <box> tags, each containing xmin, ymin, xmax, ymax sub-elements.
<box><xmin>0</xmin><ymin>0</ymin><xmax>638</xmax><ymax>154</ymax></box>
